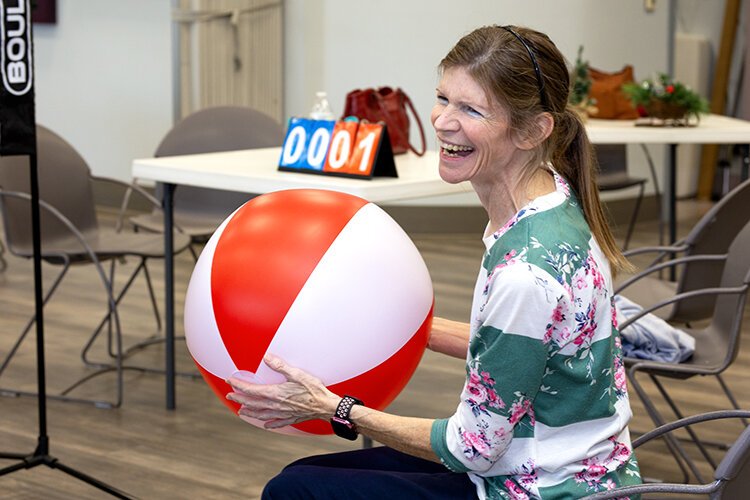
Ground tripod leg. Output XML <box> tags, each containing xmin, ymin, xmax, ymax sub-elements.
<box><xmin>53</xmin><ymin>459</ymin><xmax>135</xmax><ymax>500</ymax></box>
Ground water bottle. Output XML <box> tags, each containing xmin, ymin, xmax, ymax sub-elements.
<box><xmin>309</xmin><ymin>91</ymin><xmax>335</xmax><ymax>120</ymax></box>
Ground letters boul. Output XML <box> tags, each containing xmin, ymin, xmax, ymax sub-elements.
<box><xmin>0</xmin><ymin>0</ymin><xmax>36</xmax><ymax>156</ymax></box>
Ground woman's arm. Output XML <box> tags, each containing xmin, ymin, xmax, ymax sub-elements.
<box><xmin>226</xmin><ymin>354</ymin><xmax>440</xmax><ymax>463</ymax></box>
<box><xmin>429</xmin><ymin>316</ymin><xmax>470</xmax><ymax>359</ymax></box>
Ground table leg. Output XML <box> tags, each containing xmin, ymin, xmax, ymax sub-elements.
<box><xmin>668</xmin><ymin>144</ymin><xmax>677</xmax><ymax>246</ymax></box>
<box><xmin>164</xmin><ymin>183</ymin><xmax>176</xmax><ymax>410</ymax></box>
<box><xmin>662</xmin><ymin>144</ymin><xmax>678</xmax><ymax>281</ymax></box>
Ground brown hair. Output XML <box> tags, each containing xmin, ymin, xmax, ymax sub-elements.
<box><xmin>439</xmin><ymin>25</ymin><xmax>630</xmax><ymax>274</ymax></box>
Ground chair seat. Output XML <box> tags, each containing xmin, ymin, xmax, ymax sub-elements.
<box><xmin>129</xmin><ymin>211</ymin><xmax>229</xmax><ymax>240</ymax></box>
<box><xmin>615</xmin><ymin>274</ymin><xmax>678</xmax><ymax>321</ymax></box>
<box><xmin>625</xmin><ymin>324</ymin><xmax>732</xmax><ymax>380</ymax></box>
<box><xmin>598</xmin><ymin>172</ymin><xmax>647</xmax><ymax>191</ymax></box>
<box><xmin>8</xmin><ymin>228</ymin><xmax>191</xmax><ymax>263</ymax></box>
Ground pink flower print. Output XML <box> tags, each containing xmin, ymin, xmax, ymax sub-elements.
<box><xmin>515</xmin><ymin>460</ymin><xmax>539</xmax><ymax>488</ymax></box>
<box><xmin>608</xmin><ymin>438</ymin><xmax>632</xmax><ymax>464</ymax></box>
<box><xmin>504</xmin><ymin>249</ymin><xmax>517</xmax><ymax>261</ymax></box>
<box><xmin>509</xmin><ymin>397</ymin><xmax>535</xmax><ymax>425</ymax></box>
<box><xmin>574</xmin><ymin>275</ymin><xmax>587</xmax><ymax>290</ymax></box>
<box><xmin>469</xmin><ymin>371</ymin><xmax>482</xmax><ymax>386</ymax></box>
<box><xmin>557</xmin><ymin>326</ymin><xmax>571</xmax><ymax>343</ymax></box>
<box><xmin>462</xmin><ymin>431</ymin><xmax>491</xmax><ymax>459</ymax></box>
<box><xmin>587</xmin><ymin>464</ymin><xmax>607</xmax><ymax>480</ymax></box>
<box><xmin>614</xmin><ymin>364</ymin><xmax>627</xmax><ymax>392</ymax></box>
<box><xmin>575</xmin><ymin>462</ymin><xmax>608</xmax><ymax>484</ymax></box>
<box><xmin>497</xmin><ymin>215</ymin><xmax>520</xmax><ymax>237</ymax></box>
<box><xmin>584</xmin><ymin>253</ymin><xmax>606</xmax><ymax>290</ymax></box>
<box><xmin>611</xmin><ymin>304</ymin><xmax>619</xmax><ymax>328</ymax></box>
<box><xmin>603</xmin><ymin>479</ymin><xmax>617</xmax><ymax>491</ymax></box>
<box><xmin>573</xmin><ymin>325</ymin><xmax>595</xmax><ymax>346</ymax></box>
<box><xmin>486</xmin><ymin>388</ymin><xmax>505</xmax><ymax>409</ymax></box>
<box><xmin>593</xmin><ymin>273</ymin><xmax>604</xmax><ymax>290</ymax></box>
<box><xmin>543</xmin><ymin>325</ymin><xmax>554</xmax><ymax>344</ymax></box>
<box><xmin>562</xmin><ymin>281</ymin><xmax>574</xmax><ymax>300</ymax></box>
<box><xmin>552</xmin><ymin>303</ymin><xmax>565</xmax><ymax>322</ymax></box>
<box><xmin>555</xmin><ymin>174</ymin><xmax>571</xmax><ymax>197</ymax></box>
<box><xmin>467</xmin><ymin>380</ymin><xmax>488</xmax><ymax>403</ymax></box>
<box><xmin>481</xmin><ymin>371</ymin><xmax>495</xmax><ymax>386</ymax></box>
<box><xmin>503</xmin><ymin>480</ymin><xmax>530</xmax><ymax>500</ymax></box>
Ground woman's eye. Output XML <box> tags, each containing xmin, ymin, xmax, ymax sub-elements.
<box><xmin>436</xmin><ymin>95</ymin><xmax>448</xmax><ymax>105</ymax></box>
<box><xmin>464</xmin><ymin>105</ymin><xmax>483</xmax><ymax>118</ymax></box>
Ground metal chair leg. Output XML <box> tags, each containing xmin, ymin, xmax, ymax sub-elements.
<box><xmin>80</xmin><ymin>259</ymin><xmax>149</xmax><ymax>365</ymax></box>
<box><xmin>0</xmin><ymin>239</ymin><xmax>6</xmax><ymax>272</ymax></box>
<box><xmin>717</xmin><ymin>374</ymin><xmax>749</xmax><ymax>426</ymax></box>
<box><xmin>0</xmin><ymin>263</ymin><xmax>70</xmax><ymax>378</ymax></box>
<box><xmin>0</xmin><ymin>258</ymin><xmax>125</xmax><ymax>409</ymax></box>
<box><xmin>627</xmin><ymin>366</ymin><xmax>698</xmax><ymax>483</ymax></box>
<box><xmin>650</xmin><ymin>375</ymin><xmax>718</xmax><ymax>470</ymax></box>
<box><xmin>623</xmin><ymin>182</ymin><xmax>645</xmax><ymax>250</ymax></box>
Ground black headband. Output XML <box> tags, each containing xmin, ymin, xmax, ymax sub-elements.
<box><xmin>500</xmin><ymin>25</ymin><xmax>551</xmax><ymax>112</ymax></box>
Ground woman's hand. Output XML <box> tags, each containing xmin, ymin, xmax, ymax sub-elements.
<box><xmin>226</xmin><ymin>354</ymin><xmax>340</xmax><ymax>429</ymax></box>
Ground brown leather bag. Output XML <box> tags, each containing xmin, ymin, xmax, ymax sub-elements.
<box><xmin>343</xmin><ymin>87</ymin><xmax>426</xmax><ymax>155</ymax></box>
<box><xmin>588</xmin><ymin>65</ymin><xmax>639</xmax><ymax>120</ymax></box>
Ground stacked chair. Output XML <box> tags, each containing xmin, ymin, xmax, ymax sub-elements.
<box><xmin>0</xmin><ymin>125</ymin><xmax>192</xmax><ymax>408</ymax></box>
<box><xmin>121</xmin><ymin>106</ymin><xmax>285</xmax><ymax>259</ymax></box>
<box><xmin>582</xmin><ymin>410</ymin><xmax>750</xmax><ymax>499</ymax></box>
<box><xmin>614</xmin><ymin>179</ymin><xmax>750</xmax><ymax>484</ymax></box>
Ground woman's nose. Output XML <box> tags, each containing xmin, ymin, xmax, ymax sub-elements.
<box><xmin>431</xmin><ymin>105</ymin><xmax>458</xmax><ymax>132</ymax></box>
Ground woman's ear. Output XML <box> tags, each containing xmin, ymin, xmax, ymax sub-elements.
<box><xmin>512</xmin><ymin>112</ymin><xmax>554</xmax><ymax>150</ymax></box>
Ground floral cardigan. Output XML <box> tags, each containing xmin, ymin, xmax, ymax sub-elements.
<box><xmin>430</xmin><ymin>172</ymin><xmax>642</xmax><ymax>499</ymax></box>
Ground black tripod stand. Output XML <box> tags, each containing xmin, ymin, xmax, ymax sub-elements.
<box><xmin>0</xmin><ymin>154</ymin><xmax>132</xmax><ymax>499</ymax></box>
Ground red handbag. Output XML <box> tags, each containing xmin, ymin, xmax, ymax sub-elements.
<box><xmin>342</xmin><ymin>87</ymin><xmax>426</xmax><ymax>156</ymax></box>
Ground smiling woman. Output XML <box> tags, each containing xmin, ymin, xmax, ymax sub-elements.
<box><xmin>228</xmin><ymin>24</ymin><xmax>642</xmax><ymax>500</ymax></box>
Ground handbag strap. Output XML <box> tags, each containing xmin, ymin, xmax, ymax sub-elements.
<box><xmin>372</xmin><ymin>89</ymin><xmax>427</xmax><ymax>157</ymax></box>
<box><xmin>401</xmin><ymin>91</ymin><xmax>426</xmax><ymax>156</ymax></box>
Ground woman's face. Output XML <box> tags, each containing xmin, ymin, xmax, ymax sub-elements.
<box><xmin>431</xmin><ymin>66</ymin><xmax>525</xmax><ymax>186</ymax></box>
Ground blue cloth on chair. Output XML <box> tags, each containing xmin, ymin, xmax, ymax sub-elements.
<box><xmin>614</xmin><ymin>295</ymin><xmax>695</xmax><ymax>363</ymax></box>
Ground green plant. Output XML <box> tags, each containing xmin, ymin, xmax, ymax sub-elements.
<box><xmin>622</xmin><ymin>73</ymin><xmax>709</xmax><ymax>123</ymax></box>
<box><xmin>569</xmin><ymin>46</ymin><xmax>593</xmax><ymax>107</ymax></box>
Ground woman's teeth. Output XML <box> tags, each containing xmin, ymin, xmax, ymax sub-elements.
<box><xmin>441</xmin><ymin>143</ymin><xmax>474</xmax><ymax>157</ymax></box>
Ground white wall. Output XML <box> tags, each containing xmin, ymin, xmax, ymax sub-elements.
<box><xmin>285</xmin><ymin>0</ymin><xmax>671</xmax><ymax>127</ymax></box>
<box><xmin>33</xmin><ymin>0</ymin><xmax>173</xmax><ymax>183</ymax></box>
<box><xmin>285</xmin><ymin>0</ymin><xmax>671</xmax><ymax>204</ymax></box>
<box><xmin>30</xmin><ymin>0</ymin><xmax>726</xmax><ymax>207</ymax></box>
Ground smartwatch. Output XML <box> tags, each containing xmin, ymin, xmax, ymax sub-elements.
<box><xmin>330</xmin><ymin>395</ymin><xmax>364</xmax><ymax>440</ymax></box>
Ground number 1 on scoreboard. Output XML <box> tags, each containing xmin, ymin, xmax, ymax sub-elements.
<box><xmin>323</xmin><ymin>121</ymin><xmax>383</xmax><ymax>176</ymax></box>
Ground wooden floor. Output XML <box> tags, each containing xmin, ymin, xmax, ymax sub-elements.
<box><xmin>0</xmin><ymin>200</ymin><xmax>748</xmax><ymax>499</ymax></box>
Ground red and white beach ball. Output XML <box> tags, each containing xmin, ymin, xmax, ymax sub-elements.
<box><xmin>184</xmin><ymin>189</ymin><xmax>433</xmax><ymax>435</ymax></box>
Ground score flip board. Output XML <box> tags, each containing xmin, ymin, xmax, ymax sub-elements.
<box><xmin>278</xmin><ymin>117</ymin><xmax>397</xmax><ymax>179</ymax></box>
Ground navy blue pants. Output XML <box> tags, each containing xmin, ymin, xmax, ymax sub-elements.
<box><xmin>261</xmin><ymin>446</ymin><xmax>477</xmax><ymax>499</ymax></box>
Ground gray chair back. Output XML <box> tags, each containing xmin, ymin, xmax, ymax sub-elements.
<box><xmin>714</xmin><ymin>423</ymin><xmax>750</xmax><ymax>499</ymax></box>
<box><xmin>596</xmin><ymin>144</ymin><xmax>630</xmax><ymax>182</ymax></box>
<box><xmin>0</xmin><ymin>125</ymin><xmax>98</xmax><ymax>257</ymax></box>
<box><xmin>153</xmin><ymin>106</ymin><xmax>285</xmax><ymax>215</ymax></box>
<box><xmin>705</xmin><ymin>220</ymin><xmax>750</xmax><ymax>372</ymax></box>
<box><xmin>673</xmin><ymin>177</ymin><xmax>750</xmax><ymax>323</ymax></box>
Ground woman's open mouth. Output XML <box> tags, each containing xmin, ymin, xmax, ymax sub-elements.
<box><xmin>440</xmin><ymin>142</ymin><xmax>475</xmax><ymax>158</ymax></box>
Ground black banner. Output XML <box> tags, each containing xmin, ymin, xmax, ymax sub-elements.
<box><xmin>0</xmin><ymin>0</ymin><xmax>36</xmax><ymax>156</ymax></box>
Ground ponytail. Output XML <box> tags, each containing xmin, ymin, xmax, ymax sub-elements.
<box><xmin>552</xmin><ymin>108</ymin><xmax>632</xmax><ymax>275</ymax></box>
